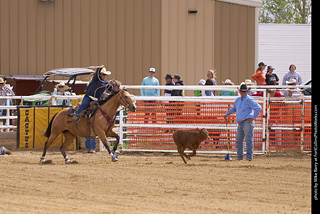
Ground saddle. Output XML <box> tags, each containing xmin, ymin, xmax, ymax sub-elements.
<box><xmin>67</xmin><ymin>101</ymin><xmax>99</xmax><ymax>118</ymax></box>
<box><xmin>67</xmin><ymin>101</ymin><xmax>99</xmax><ymax>136</ymax></box>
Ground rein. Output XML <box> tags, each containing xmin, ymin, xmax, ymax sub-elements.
<box><xmin>98</xmin><ymin>106</ymin><xmax>115</xmax><ymax>133</ymax></box>
<box><xmin>98</xmin><ymin>90</ymin><xmax>131</xmax><ymax>133</ymax></box>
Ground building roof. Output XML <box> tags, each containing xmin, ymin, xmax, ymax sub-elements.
<box><xmin>216</xmin><ymin>0</ymin><xmax>262</xmax><ymax>8</ymax></box>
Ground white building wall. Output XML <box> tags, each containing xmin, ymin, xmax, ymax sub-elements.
<box><xmin>258</xmin><ymin>24</ymin><xmax>311</xmax><ymax>84</ymax></box>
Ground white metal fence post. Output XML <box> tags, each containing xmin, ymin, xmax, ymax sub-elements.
<box><xmin>119</xmin><ymin>107</ymin><xmax>124</xmax><ymax>150</ymax></box>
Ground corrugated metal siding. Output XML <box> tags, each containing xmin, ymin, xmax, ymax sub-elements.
<box><xmin>258</xmin><ymin>24</ymin><xmax>311</xmax><ymax>84</ymax></box>
<box><xmin>0</xmin><ymin>0</ymin><xmax>258</xmax><ymax>92</ymax></box>
<box><xmin>214</xmin><ymin>1</ymin><xmax>256</xmax><ymax>85</ymax></box>
<box><xmin>0</xmin><ymin>0</ymin><xmax>161</xmax><ymax>85</ymax></box>
<box><xmin>161</xmin><ymin>0</ymin><xmax>215</xmax><ymax>87</ymax></box>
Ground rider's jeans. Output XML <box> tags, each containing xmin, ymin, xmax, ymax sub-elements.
<box><xmin>76</xmin><ymin>95</ymin><xmax>92</xmax><ymax>115</ymax></box>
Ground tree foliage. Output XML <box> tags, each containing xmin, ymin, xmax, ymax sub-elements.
<box><xmin>259</xmin><ymin>0</ymin><xmax>311</xmax><ymax>24</ymax></box>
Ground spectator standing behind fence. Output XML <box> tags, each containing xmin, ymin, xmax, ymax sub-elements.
<box><xmin>0</xmin><ymin>78</ymin><xmax>15</xmax><ymax>129</ymax></box>
<box><xmin>282</xmin><ymin>64</ymin><xmax>302</xmax><ymax>85</ymax></box>
<box><xmin>140</xmin><ymin>68</ymin><xmax>160</xmax><ymax>96</ymax></box>
<box><xmin>251</xmin><ymin>62</ymin><xmax>266</xmax><ymax>85</ymax></box>
<box><xmin>194</xmin><ymin>79</ymin><xmax>206</xmax><ymax>96</ymax></box>
<box><xmin>265</xmin><ymin>66</ymin><xmax>279</xmax><ymax>85</ymax></box>
<box><xmin>164</xmin><ymin>74</ymin><xmax>174</xmax><ymax>98</ymax></box>
<box><xmin>52</xmin><ymin>82</ymin><xmax>74</xmax><ymax>106</ymax></box>
<box><xmin>224</xmin><ymin>83</ymin><xmax>262</xmax><ymax>161</ymax></box>
<box><xmin>170</xmin><ymin>75</ymin><xmax>184</xmax><ymax>122</ymax></box>
<box><xmin>283</xmin><ymin>78</ymin><xmax>302</xmax><ymax>97</ymax></box>
<box><xmin>204</xmin><ymin>79</ymin><xmax>214</xmax><ymax>96</ymax></box>
<box><xmin>171</xmin><ymin>74</ymin><xmax>184</xmax><ymax>96</ymax></box>
<box><xmin>207</xmin><ymin>70</ymin><xmax>217</xmax><ymax>95</ymax></box>
<box><xmin>141</xmin><ymin>68</ymin><xmax>159</xmax><ymax>124</ymax></box>
<box><xmin>0</xmin><ymin>77</ymin><xmax>15</xmax><ymax>101</ymax></box>
<box><xmin>219</xmin><ymin>79</ymin><xmax>238</xmax><ymax>96</ymax></box>
<box><xmin>244</xmin><ymin>79</ymin><xmax>255</xmax><ymax>96</ymax></box>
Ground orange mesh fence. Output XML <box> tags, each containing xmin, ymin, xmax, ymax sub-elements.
<box><xmin>268</xmin><ymin>101</ymin><xmax>311</xmax><ymax>151</ymax></box>
<box><xmin>124</xmin><ymin>101</ymin><xmax>265</xmax><ymax>153</ymax></box>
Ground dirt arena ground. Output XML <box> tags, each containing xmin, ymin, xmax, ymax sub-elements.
<box><xmin>0</xmin><ymin>149</ymin><xmax>311</xmax><ymax>214</ymax></box>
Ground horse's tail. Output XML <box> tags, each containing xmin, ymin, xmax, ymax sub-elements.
<box><xmin>43</xmin><ymin>113</ymin><xmax>58</xmax><ymax>138</ymax></box>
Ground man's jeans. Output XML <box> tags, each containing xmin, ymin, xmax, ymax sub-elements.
<box><xmin>85</xmin><ymin>137</ymin><xmax>96</xmax><ymax>150</ymax></box>
<box><xmin>76</xmin><ymin>95</ymin><xmax>92</xmax><ymax>115</ymax></box>
<box><xmin>236</xmin><ymin>121</ymin><xmax>254</xmax><ymax>160</ymax></box>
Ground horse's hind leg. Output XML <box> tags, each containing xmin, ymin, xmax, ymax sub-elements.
<box><xmin>40</xmin><ymin>132</ymin><xmax>60</xmax><ymax>164</ymax></box>
<box><xmin>61</xmin><ymin>131</ymin><xmax>76</xmax><ymax>164</ymax></box>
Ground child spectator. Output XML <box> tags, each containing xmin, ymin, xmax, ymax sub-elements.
<box><xmin>194</xmin><ymin>79</ymin><xmax>206</xmax><ymax>96</ymax></box>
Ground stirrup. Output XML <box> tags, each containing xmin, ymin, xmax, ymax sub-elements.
<box><xmin>72</xmin><ymin>115</ymin><xmax>81</xmax><ymax>122</ymax></box>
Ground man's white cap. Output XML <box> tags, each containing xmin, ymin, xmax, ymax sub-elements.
<box><xmin>149</xmin><ymin>67</ymin><xmax>156</xmax><ymax>73</ymax></box>
<box><xmin>198</xmin><ymin>79</ymin><xmax>206</xmax><ymax>85</ymax></box>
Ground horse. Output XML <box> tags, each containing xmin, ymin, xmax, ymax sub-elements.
<box><xmin>39</xmin><ymin>87</ymin><xmax>136</xmax><ymax>164</ymax></box>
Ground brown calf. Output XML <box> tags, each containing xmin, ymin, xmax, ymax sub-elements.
<box><xmin>170</xmin><ymin>128</ymin><xmax>210</xmax><ymax>164</ymax></box>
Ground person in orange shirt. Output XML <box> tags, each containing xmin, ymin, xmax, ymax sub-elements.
<box><xmin>251</xmin><ymin>62</ymin><xmax>266</xmax><ymax>85</ymax></box>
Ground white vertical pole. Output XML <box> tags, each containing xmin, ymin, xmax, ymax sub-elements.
<box><xmin>6</xmin><ymin>97</ymin><xmax>10</xmax><ymax>132</ymax></box>
<box><xmin>119</xmin><ymin>108</ymin><xmax>124</xmax><ymax>150</ymax></box>
<box><xmin>262</xmin><ymin>89</ymin><xmax>266</xmax><ymax>153</ymax></box>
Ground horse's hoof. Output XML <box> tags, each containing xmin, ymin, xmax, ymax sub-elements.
<box><xmin>39</xmin><ymin>159</ymin><xmax>53</xmax><ymax>164</ymax></box>
<box><xmin>65</xmin><ymin>159</ymin><xmax>78</xmax><ymax>164</ymax></box>
<box><xmin>111</xmin><ymin>155</ymin><xmax>119</xmax><ymax>162</ymax></box>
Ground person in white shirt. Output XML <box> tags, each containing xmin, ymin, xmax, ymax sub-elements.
<box><xmin>282</xmin><ymin>64</ymin><xmax>302</xmax><ymax>85</ymax></box>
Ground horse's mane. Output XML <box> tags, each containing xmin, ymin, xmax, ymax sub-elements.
<box><xmin>99</xmin><ymin>91</ymin><xmax>119</xmax><ymax>106</ymax></box>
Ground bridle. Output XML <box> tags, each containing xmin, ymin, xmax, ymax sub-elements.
<box><xmin>116</xmin><ymin>89</ymin><xmax>134</xmax><ymax>110</ymax></box>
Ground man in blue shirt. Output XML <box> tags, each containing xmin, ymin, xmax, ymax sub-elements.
<box><xmin>140</xmin><ymin>68</ymin><xmax>160</xmax><ymax>96</ymax></box>
<box><xmin>224</xmin><ymin>83</ymin><xmax>262</xmax><ymax>161</ymax></box>
<box><xmin>141</xmin><ymin>68</ymin><xmax>159</xmax><ymax>123</ymax></box>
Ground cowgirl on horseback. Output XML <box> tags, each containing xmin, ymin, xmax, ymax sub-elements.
<box><xmin>73</xmin><ymin>65</ymin><xmax>113</xmax><ymax>122</ymax></box>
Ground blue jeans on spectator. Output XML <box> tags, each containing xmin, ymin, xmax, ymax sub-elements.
<box><xmin>85</xmin><ymin>137</ymin><xmax>96</xmax><ymax>150</ymax></box>
<box><xmin>76</xmin><ymin>95</ymin><xmax>92</xmax><ymax>115</ymax></box>
<box><xmin>236</xmin><ymin>121</ymin><xmax>254</xmax><ymax>160</ymax></box>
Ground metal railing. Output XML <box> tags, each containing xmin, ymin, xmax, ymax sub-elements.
<box><xmin>1</xmin><ymin>84</ymin><xmax>312</xmax><ymax>154</ymax></box>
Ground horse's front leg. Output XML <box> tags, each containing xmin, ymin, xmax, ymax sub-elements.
<box><xmin>107</xmin><ymin>129</ymin><xmax>120</xmax><ymax>154</ymax></box>
<box><xmin>97</xmin><ymin>130</ymin><xmax>118</xmax><ymax>162</ymax></box>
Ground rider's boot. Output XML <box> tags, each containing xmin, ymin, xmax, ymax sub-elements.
<box><xmin>72</xmin><ymin>114</ymin><xmax>81</xmax><ymax>122</ymax></box>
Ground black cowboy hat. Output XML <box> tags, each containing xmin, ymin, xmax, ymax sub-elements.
<box><xmin>238</xmin><ymin>83</ymin><xmax>251</xmax><ymax>91</ymax></box>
